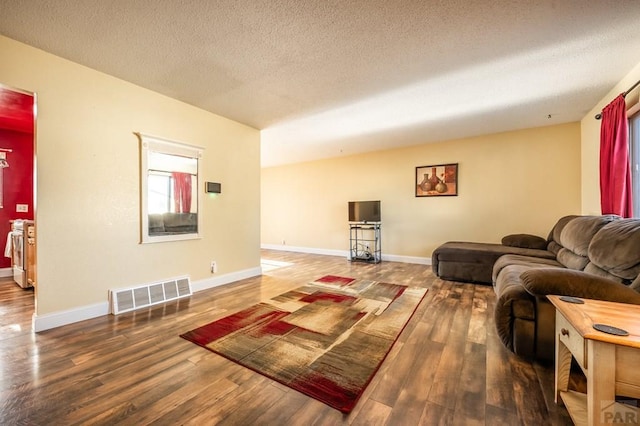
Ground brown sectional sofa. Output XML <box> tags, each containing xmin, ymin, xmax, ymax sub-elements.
<box><xmin>431</xmin><ymin>215</ymin><xmax>579</xmax><ymax>285</ymax></box>
<box><xmin>148</xmin><ymin>212</ymin><xmax>198</xmax><ymax>235</ymax></box>
<box><xmin>433</xmin><ymin>215</ymin><xmax>640</xmax><ymax>360</ymax></box>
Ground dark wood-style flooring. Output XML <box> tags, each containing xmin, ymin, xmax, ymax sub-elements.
<box><xmin>0</xmin><ymin>250</ymin><xmax>573</xmax><ymax>425</ymax></box>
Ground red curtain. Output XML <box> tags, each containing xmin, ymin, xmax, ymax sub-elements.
<box><xmin>172</xmin><ymin>172</ymin><xmax>192</xmax><ymax>213</ymax></box>
<box><xmin>600</xmin><ymin>94</ymin><xmax>633</xmax><ymax>218</ymax></box>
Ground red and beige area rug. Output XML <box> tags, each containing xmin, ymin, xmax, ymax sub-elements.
<box><xmin>180</xmin><ymin>275</ymin><xmax>428</xmax><ymax>413</ymax></box>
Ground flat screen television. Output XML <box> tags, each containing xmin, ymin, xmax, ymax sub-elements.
<box><xmin>348</xmin><ymin>200</ymin><xmax>381</xmax><ymax>223</ymax></box>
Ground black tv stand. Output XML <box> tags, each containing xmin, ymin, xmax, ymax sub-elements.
<box><xmin>349</xmin><ymin>222</ymin><xmax>381</xmax><ymax>264</ymax></box>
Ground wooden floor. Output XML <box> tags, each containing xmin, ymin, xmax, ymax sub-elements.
<box><xmin>0</xmin><ymin>250</ymin><xmax>573</xmax><ymax>425</ymax></box>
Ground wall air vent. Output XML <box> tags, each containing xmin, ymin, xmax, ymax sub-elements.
<box><xmin>110</xmin><ymin>276</ymin><xmax>191</xmax><ymax>315</ymax></box>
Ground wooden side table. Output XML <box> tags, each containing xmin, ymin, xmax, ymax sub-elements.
<box><xmin>549</xmin><ymin>295</ymin><xmax>640</xmax><ymax>425</ymax></box>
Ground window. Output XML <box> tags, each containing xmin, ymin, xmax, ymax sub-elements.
<box><xmin>148</xmin><ymin>172</ymin><xmax>173</xmax><ymax>214</ymax></box>
<box><xmin>137</xmin><ymin>133</ymin><xmax>203</xmax><ymax>243</ymax></box>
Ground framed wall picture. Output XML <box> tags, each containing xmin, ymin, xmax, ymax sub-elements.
<box><xmin>415</xmin><ymin>163</ymin><xmax>458</xmax><ymax>197</ymax></box>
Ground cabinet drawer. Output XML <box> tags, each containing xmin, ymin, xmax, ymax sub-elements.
<box><xmin>557</xmin><ymin>312</ymin><xmax>585</xmax><ymax>369</ymax></box>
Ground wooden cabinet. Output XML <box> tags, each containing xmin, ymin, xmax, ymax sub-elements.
<box><xmin>549</xmin><ymin>296</ymin><xmax>640</xmax><ymax>425</ymax></box>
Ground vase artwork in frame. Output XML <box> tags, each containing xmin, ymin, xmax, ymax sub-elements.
<box><xmin>415</xmin><ymin>163</ymin><xmax>458</xmax><ymax>197</ymax></box>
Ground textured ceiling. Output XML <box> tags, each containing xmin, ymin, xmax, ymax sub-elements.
<box><xmin>2</xmin><ymin>1</ymin><xmax>640</xmax><ymax>166</ymax></box>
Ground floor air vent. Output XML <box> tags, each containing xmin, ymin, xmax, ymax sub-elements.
<box><xmin>110</xmin><ymin>276</ymin><xmax>192</xmax><ymax>314</ymax></box>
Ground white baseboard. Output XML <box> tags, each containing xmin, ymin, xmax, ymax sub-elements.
<box><xmin>33</xmin><ymin>302</ymin><xmax>110</xmax><ymax>333</ymax></box>
<box><xmin>382</xmin><ymin>253</ymin><xmax>432</xmax><ymax>265</ymax></box>
<box><xmin>33</xmin><ymin>266</ymin><xmax>263</xmax><ymax>332</ymax></box>
<box><xmin>0</xmin><ymin>267</ymin><xmax>13</xmax><ymax>278</ymax></box>
<box><xmin>191</xmin><ymin>266</ymin><xmax>262</xmax><ymax>292</ymax></box>
<box><xmin>261</xmin><ymin>243</ymin><xmax>348</xmax><ymax>258</ymax></box>
<box><xmin>261</xmin><ymin>244</ymin><xmax>432</xmax><ymax>265</ymax></box>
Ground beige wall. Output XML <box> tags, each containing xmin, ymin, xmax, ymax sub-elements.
<box><xmin>580</xmin><ymin>60</ymin><xmax>640</xmax><ymax>215</ymax></box>
<box><xmin>0</xmin><ymin>36</ymin><xmax>261</xmax><ymax>316</ymax></box>
<box><xmin>262</xmin><ymin>123</ymin><xmax>581</xmax><ymax>259</ymax></box>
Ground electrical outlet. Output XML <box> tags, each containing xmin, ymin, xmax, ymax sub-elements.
<box><xmin>210</xmin><ymin>261</ymin><xmax>217</xmax><ymax>274</ymax></box>
<box><xmin>16</xmin><ymin>204</ymin><xmax>28</xmax><ymax>212</ymax></box>
<box><xmin>282</xmin><ymin>239</ymin><xmax>286</xmax><ymax>245</ymax></box>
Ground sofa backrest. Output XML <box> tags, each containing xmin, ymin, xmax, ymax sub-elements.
<box><xmin>586</xmin><ymin>218</ymin><xmax>640</xmax><ymax>285</ymax></box>
<box><xmin>554</xmin><ymin>215</ymin><xmax>620</xmax><ymax>271</ymax></box>
<box><xmin>546</xmin><ymin>215</ymin><xmax>579</xmax><ymax>255</ymax></box>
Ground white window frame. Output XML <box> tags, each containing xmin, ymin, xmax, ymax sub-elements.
<box><xmin>137</xmin><ymin>133</ymin><xmax>204</xmax><ymax>244</ymax></box>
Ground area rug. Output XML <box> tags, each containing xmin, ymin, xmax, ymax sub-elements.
<box><xmin>180</xmin><ymin>275</ymin><xmax>428</xmax><ymax>413</ymax></box>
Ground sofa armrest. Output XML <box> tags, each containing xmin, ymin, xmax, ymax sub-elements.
<box><xmin>520</xmin><ymin>268</ymin><xmax>640</xmax><ymax>304</ymax></box>
<box><xmin>501</xmin><ymin>234</ymin><xmax>547</xmax><ymax>250</ymax></box>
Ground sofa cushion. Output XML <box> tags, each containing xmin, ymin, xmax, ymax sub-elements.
<box><xmin>433</xmin><ymin>242</ymin><xmax>547</xmax><ymax>261</ymax></box>
<box><xmin>555</xmin><ymin>248</ymin><xmax>590</xmax><ymax>271</ymax></box>
<box><xmin>588</xmin><ymin>219</ymin><xmax>640</xmax><ymax>282</ymax></box>
<box><xmin>548</xmin><ymin>215</ymin><xmax>579</xmax><ymax>246</ymax></box>
<box><xmin>546</xmin><ymin>241</ymin><xmax>563</xmax><ymax>256</ymax></box>
<box><xmin>433</xmin><ymin>241</ymin><xmax>555</xmax><ymax>284</ymax></box>
<box><xmin>501</xmin><ymin>234</ymin><xmax>547</xmax><ymax>250</ymax></box>
<box><xmin>555</xmin><ymin>215</ymin><xmax>619</xmax><ymax>269</ymax></box>
<box><xmin>558</xmin><ymin>215</ymin><xmax>619</xmax><ymax>257</ymax></box>
<box><xmin>546</xmin><ymin>215</ymin><xmax>580</xmax><ymax>256</ymax></box>
<box><xmin>492</xmin><ymin>254</ymin><xmax>562</xmax><ymax>283</ymax></box>
<box><xmin>582</xmin><ymin>263</ymin><xmax>626</xmax><ymax>284</ymax></box>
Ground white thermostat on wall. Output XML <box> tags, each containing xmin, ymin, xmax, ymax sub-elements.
<box><xmin>16</xmin><ymin>204</ymin><xmax>28</xmax><ymax>212</ymax></box>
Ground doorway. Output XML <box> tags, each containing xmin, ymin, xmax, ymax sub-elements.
<box><xmin>0</xmin><ymin>83</ymin><xmax>36</xmax><ymax>328</ymax></box>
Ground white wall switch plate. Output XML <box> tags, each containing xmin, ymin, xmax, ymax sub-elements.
<box><xmin>16</xmin><ymin>204</ymin><xmax>28</xmax><ymax>212</ymax></box>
